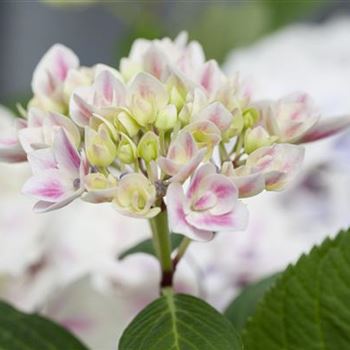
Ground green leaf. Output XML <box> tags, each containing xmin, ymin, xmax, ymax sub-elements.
<box><xmin>0</xmin><ymin>300</ymin><xmax>88</xmax><ymax>350</ymax></box>
<box><xmin>119</xmin><ymin>233</ymin><xmax>183</xmax><ymax>260</ymax></box>
<box><xmin>243</xmin><ymin>229</ymin><xmax>350</xmax><ymax>349</ymax></box>
<box><xmin>224</xmin><ymin>273</ymin><xmax>279</xmax><ymax>331</ymax></box>
<box><xmin>119</xmin><ymin>290</ymin><xmax>243</xmax><ymax>350</ymax></box>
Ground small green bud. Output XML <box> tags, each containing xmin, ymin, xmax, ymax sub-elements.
<box><xmin>244</xmin><ymin>126</ymin><xmax>278</xmax><ymax>154</ymax></box>
<box><xmin>222</xmin><ymin>112</ymin><xmax>244</xmax><ymax>141</ymax></box>
<box><xmin>117</xmin><ymin>133</ymin><xmax>137</xmax><ymax>164</ymax></box>
<box><xmin>243</xmin><ymin>107</ymin><xmax>260</xmax><ymax>129</ymax></box>
<box><xmin>85</xmin><ymin>124</ymin><xmax>117</xmax><ymax>167</ymax></box>
<box><xmin>155</xmin><ymin>104</ymin><xmax>177</xmax><ymax>130</ymax></box>
<box><xmin>137</xmin><ymin>131</ymin><xmax>160</xmax><ymax>163</ymax></box>
<box><xmin>116</xmin><ymin>110</ymin><xmax>140</xmax><ymax>137</ymax></box>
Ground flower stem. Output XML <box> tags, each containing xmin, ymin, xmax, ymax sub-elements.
<box><xmin>173</xmin><ymin>237</ymin><xmax>191</xmax><ymax>268</ymax></box>
<box><xmin>219</xmin><ymin>143</ymin><xmax>229</xmax><ymax>163</ymax></box>
<box><xmin>149</xmin><ymin>210</ymin><xmax>173</xmax><ymax>290</ymax></box>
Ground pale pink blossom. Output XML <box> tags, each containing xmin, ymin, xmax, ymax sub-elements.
<box><xmin>70</xmin><ymin>69</ymin><xmax>126</xmax><ymax>127</ymax></box>
<box><xmin>223</xmin><ymin>143</ymin><xmax>305</xmax><ymax>197</ymax></box>
<box><xmin>261</xmin><ymin>93</ymin><xmax>320</xmax><ymax>143</ymax></box>
<box><xmin>18</xmin><ymin>107</ymin><xmax>80</xmax><ymax>153</ymax></box>
<box><xmin>30</xmin><ymin>44</ymin><xmax>79</xmax><ymax>112</ymax></box>
<box><xmin>22</xmin><ymin>128</ymin><xmax>88</xmax><ymax>212</ymax></box>
<box><xmin>120</xmin><ymin>32</ymin><xmax>205</xmax><ymax>83</ymax></box>
<box><xmin>192</xmin><ymin>102</ymin><xmax>233</xmax><ymax>133</ymax></box>
<box><xmin>159</xmin><ymin>131</ymin><xmax>205</xmax><ymax>183</ymax></box>
<box><xmin>166</xmin><ymin>163</ymin><xmax>248</xmax><ymax>241</ymax></box>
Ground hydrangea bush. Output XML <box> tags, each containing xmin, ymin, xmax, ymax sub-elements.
<box><xmin>1</xmin><ymin>33</ymin><xmax>349</xmax><ymax>349</ymax></box>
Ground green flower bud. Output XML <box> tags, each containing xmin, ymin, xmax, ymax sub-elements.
<box><xmin>155</xmin><ymin>104</ymin><xmax>177</xmax><ymax>130</ymax></box>
<box><xmin>243</xmin><ymin>107</ymin><xmax>260</xmax><ymax>129</ymax></box>
<box><xmin>244</xmin><ymin>126</ymin><xmax>278</xmax><ymax>154</ymax></box>
<box><xmin>222</xmin><ymin>112</ymin><xmax>244</xmax><ymax>141</ymax></box>
<box><xmin>117</xmin><ymin>133</ymin><xmax>137</xmax><ymax>164</ymax></box>
<box><xmin>115</xmin><ymin>110</ymin><xmax>140</xmax><ymax>138</ymax></box>
<box><xmin>85</xmin><ymin>173</ymin><xmax>117</xmax><ymax>191</ymax></box>
<box><xmin>85</xmin><ymin>124</ymin><xmax>117</xmax><ymax>167</ymax></box>
<box><xmin>137</xmin><ymin>131</ymin><xmax>160</xmax><ymax>163</ymax></box>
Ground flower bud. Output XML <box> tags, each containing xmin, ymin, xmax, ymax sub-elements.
<box><xmin>179</xmin><ymin>104</ymin><xmax>191</xmax><ymax>125</ymax></box>
<box><xmin>116</xmin><ymin>110</ymin><xmax>140</xmax><ymax>137</ymax></box>
<box><xmin>155</xmin><ymin>104</ymin><xmax>177</xmax><ymax>130</ymax></box>
<box><xmin>85</xmin><ymin>172</ymin><xmax>117</xmax><ymax>191</ymax></box>
<box><xmin>137</xmin><ymin>131</ymin><xmax>160</xmax><ymax>163</ymax></box>
<box><xmin>170</xmin><ymin>86</ymin><xmax>185</xmax><ymax>110</ymax></box>
<box><xmin>166</xmin><ymin>74</ymin><xmax>187</xmax><ymax>110</ymax></box>
<box><xmin>243</xmin><ymin>107</ymin><xmax>259</xmax><ymax>129</ymax></box>
<box><xmin>128</xmin><ymin>73</ymin><xmax>168</xmax><ymax>127</ymax></box>
<box><xmin>244</xmin><ymin>126</ymin><xmax>278</xmax><ymax>154</ymax></box>
<box><xmin>113</xmin><ymin>173</ymin><xmax>160</xmax><ymax>218</ymax></box>
<box><xmin>85</xmin><ymin>124</ymin><xmax>117</xmax><ymax>167</ymax></box>
<box><xmin>222</xmin><ymin>112</ymin><xmax>244</xmax><ymax>141</ymax></box>
<box><xmin>117</xmin><ymin>133</ymin><xmax>137</xmax><ymax>164</ymax></box>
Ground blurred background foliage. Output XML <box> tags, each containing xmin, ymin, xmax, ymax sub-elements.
<box><xmin>0</xmin><ymin>0</ymin><xmax>339</xmax><ymax>112</ymax></box>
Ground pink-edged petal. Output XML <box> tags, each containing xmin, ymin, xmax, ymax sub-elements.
<box><xmin>32</xmin><ymin>44</ymin><xmax>79</xmax><ymax>96</ymax></box>
<box><xmin>167</xmin><ymin>148</ymin><xmax>206</xmax><ymax>183</ymax></box>
<box><xmin>46</xmin><ymin>111</ymin><xmax>81</xmax><ymax>147</ymax></box>
<box><xmin>27</xmin><ymin>108</ymin><xmax>46</xmax><ymax>127</ymax></box>
<box><xmin>187</xmin><ymin>201</ymin><xmax>248</xmax><ymax>232</ymax></box>
<box><xmin>22</xmin><ymin>169</ymin><xmax>74</xmax><ymax>202</ymax></box>
<box><xmin>143</xmin><ymin>44</ymin><xmax>169</xmax><ymax>81</ymax></box>
<box><xmin>93</xmin><ymin>70</ymin><xmax>126</xmax><ymax>107</ymax></box>
<box><xmin>264</xmin><ymin>171</ymin><xmax>288</xmax><ymax>191</ymax></box>
<box><xmin>27</xmin><ymin>148</ymin><xmax>57</xmax><ymax>175</ymax></box>
<box><xmin>246</xmin><ymin>144</ymin><xmax>305</xmax><ymax>191</ymax></box>
<box><xmin>53</xmin><ymin>128</ymin><xmax>81</xmax><ymax>175</ymax></box>
<box><xmin>187</xmin><ymin>163</ymin><xmax>216</xmax><ymax>199</ymax></box>
<box><xmin>296</xmin><ymin>115</ymin><xmax>350</xmax><ymax>143</ymax></box>
<box><xmin>198</xmin><ymin>60</ymin><xmax>225</xmax><ymax>96</ymax></box>
<box><xmin>168</xmin><ymin>131</ymin><xmax>197</xmax><ymax>160</ymax></box>
<box><xmin>232</xmin><ymin>172</ymin><xmax>265</xmax><ymax>198</ymax></box>
<box><xmin>192</xmin><ymin>192</ymin><xmax>217</xmax><ymax>211</ymax></box>
<box><xmin>166</xmin><ymin>183</ymin><xmax>213</xmax><ymax>241</ymax></box>
<box><xmin>128</xmin><ymin>72</ymin><xmax>168</xmax><ymax>109</ymax></box>
<box><xmin>70</xmin><ymin>87</ymin><xmax>95</xmax><ymax>127</ymax></box>
<box><xmin>183</xmin><ymin>120</ymin><xmax>222</xmax><ymax>149</ymax></box>
<box><xmin>158</xmin><ymin>157</ymin><xmax>180</xmax><ymax>176</ymax></box>
<box><xmin>272</xmin><ymin>93</ymin><xmax>320</xmax><ymax>142</ymax></box>
<box><xmin>200</xmin><ymin>174</ymin><xmax>238</xmax><ymax>215</ymax></box>
<box><xmin>194</xmin><ymin>102</ymin><xmax>232</xmax><ymax>132</ymax></box>
<box><xmin>33</xmin><ymin>189</ymin><xmax>83</xmax><ymax>213</ymax></box>
<box><xmin>79</xmin><ymin>151</ymin><xmax>89</xmax><ymax>178</ymax></box>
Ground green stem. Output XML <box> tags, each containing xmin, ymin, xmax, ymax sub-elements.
<box><xmin>149</xmin><ymin>210</ymin><xmax>173</xmax><ymax>289</ymax></box>
<box><xmin>219</xmin><ymin>143</ymin><xmax>229</xmax><ymax>163</ymax></box>
<box><xmin>173</xmin><ymin>237</ymin><xmax>191</xmax><ymax>268</ymax></box>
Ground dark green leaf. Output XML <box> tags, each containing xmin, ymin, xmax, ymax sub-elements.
<box><xmin>243</xmin><ymin>229</ymin><xmax>350</xmax><ymax>349</ymax></box>
<box><xmin>224</xmin><ymin>273</ymin><xmax>279</xmax><ymax>331</ymax></box>
<box><xmin>119</xmin><ymin>290</ymin><xmax>243</xmax><ymax>350</ymax></box>
<box><xmin>0</xmin><ymin>300</ymin><xmax>89</xmax><ymax>350</ymax></box>
<box><xmin>119</xmin><ymin>233</ymin><xmax>183</xmax><ymax>260</ymax></box>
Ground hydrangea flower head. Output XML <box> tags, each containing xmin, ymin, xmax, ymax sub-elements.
<box><xmin>1</xmin><ymin>33</ymin><xmax>348</xmax><ymax>241</ymax></box>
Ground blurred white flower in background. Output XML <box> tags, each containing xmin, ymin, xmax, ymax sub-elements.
<box><xmin>1</xmin><ymin>16</ymin><xmax>350</xmax><ymax>349</ymax></box>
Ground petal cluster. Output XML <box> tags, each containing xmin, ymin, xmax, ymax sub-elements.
<box><xmin>0</xmin><ymin>34</ymin><xmax>348</xmax><ymax>240</ymax></box>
